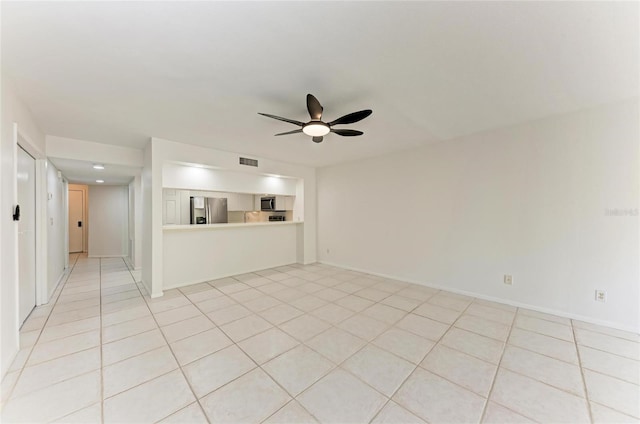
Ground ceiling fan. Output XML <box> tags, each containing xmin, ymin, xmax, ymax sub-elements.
<box><xmin>259</xmin><ymin>94</ymin><xmax>372</xmax><ymax>143</ymax></box>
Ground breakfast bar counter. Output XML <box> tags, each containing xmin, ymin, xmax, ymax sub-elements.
<box><xmin>162</xmin><ymin>221</ymin><xmax>304</xmax><ymax>289</ymax></box>
<box><xmin>163</xmin><ymin>221</ymin><xmax>301</xmax><ymax>231</ymax></box>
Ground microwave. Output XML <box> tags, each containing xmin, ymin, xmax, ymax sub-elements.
<box><xmin>261</xmin><ymin>196</ymin><xmax>276</xmax><ymax>211</ymax></box>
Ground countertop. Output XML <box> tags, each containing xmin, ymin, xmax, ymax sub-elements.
<box><xmin>163</xmin><ymin>221</ymin><xmax>303</xmax><ymax>231</ymax></box>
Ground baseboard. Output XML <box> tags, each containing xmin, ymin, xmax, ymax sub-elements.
<box><xmin>138</xmin><ymin>278</ymin><xmax>156</xmax><ymax>298</ymax></box>
<box><xmin>318</xmin><ymin>260</ymin><xmax>639</xmax><ymax>334</ymax></box>
<box><xmin>87</xmin><ymin>254</ymin><xmax>127</xmax><ymax>258</ymax></box>
<box><xmin>47</xmin><ymin>270</ymin><xmax>67</xmax><ymax>303</ymax></box>
<box><xmin>123</xmin><ymin>257</ymin><xmax>134</xmax><ymax>270</ymax></box>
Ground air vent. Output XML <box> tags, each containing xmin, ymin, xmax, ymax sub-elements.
<box><xmin>239</xmin><ymin>157</ymin><xmax>258</xmax><ymax>167</ymax></box>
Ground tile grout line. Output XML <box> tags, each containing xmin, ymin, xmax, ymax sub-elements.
<box><xmin>311</xmin><ymin>269</ymin><xmax>639</xmax><ymax>397</ymax></box>
<box><xmin>9</xmin><ymin>255</ymin><xmax>107</xmax><ymax>421</ymax></box>
<box><xmin>99</xmin><ymin>257</ymin><xmax>105</xmax><ymax>424</ymax></box>
<box><xmin>123</xmin><ymin>260</ymin><xmax>213</xmax><ymax>424</ymax></box>
<box><xmin>179</xmin><ymin>273</ymin><xmax>400</xmax><ymax>422</ymax></box>
<box><xmin>183</xmin><ymin>284</ymin><xmax>305</xmax><ymax>419</ymax></box>
<box><xmin>571</xmin><ymin>318</ymin><xmax>595</xmax><ymax>424</ymax></box>
<box><xmin>366</xmin><ymin>290</ymin><xmax>458</xmax><ymax>423</ymax></box>
<box><xmin>202</xmin><ymin>275</ymin><xmax>515</xmax><ymax>423</ymax></box>
<box><xmin>4</xmin><ymin>253</ymin><xmax>81</xmax><ymax>404</ymax></box>
<box><xmin>256</xmin><ymin>291</ymin><xmax>401</xmax><ymax>422</ymax></box>
<box><xmin>478</xmin><ymin>306</ymin><xmax>519</xmax><ymax>424</ymax></box>
<box><xmin>571</xmin><ymin>323</ymin><xmax>640</xmax><ymax>343</ymax></box>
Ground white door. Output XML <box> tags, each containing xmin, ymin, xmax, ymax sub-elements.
<box><xmin>68</xmin><ymin>189</ymin><xmax>84</xmax><ymax>253</ymax></box>
<box><xmin>17</xmin><ymin>146</ymin><xmax>36</xmax><ymax>325</ymax></box>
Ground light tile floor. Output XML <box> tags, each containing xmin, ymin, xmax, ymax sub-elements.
<box><xmin>1</xmin><ymin>254</ymin><xmax>639</xmax><ymax>423</ymax></box>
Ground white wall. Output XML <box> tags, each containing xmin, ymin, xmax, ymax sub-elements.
<box><xmin>46</xmin><ymin>161</ymin><xmax>66</xmax><ymax>299</ymax></box>
<box><xmin>141</xmin><ymin>142</ymin><xmax>155</xmax><ymax>296</ymax></box>
<box><xmin>128</xmin><ymin>175</ymin><xmax>143</xmax><ymax>269</ymax></box>
<box><xmin>46</xmin><ymin>135</ymin><xmax>143</xmax><ymax>167</ymax></box>
<box><xmin>1</xmin><ymin>77</ymin><xmax>46</xmax><ymax>379</ymax></box>
<box><xmin>88</xmin><ymin>185</ymin><xmax>129</xmax><ymax>257</ymax></box>
<box><xmin>142</xmin><ymin>137</ymin><xmax>316</xmax><ymax>298</ymax></box>
<box><xmin>317</xmin><ymin>99</ymin><xmax>639</xmax><ymax>332</ymax></box>
<box><xmin>163</xmin><ymin>163</ymin><xmax>298</xmax><ymax>195</ymax></box>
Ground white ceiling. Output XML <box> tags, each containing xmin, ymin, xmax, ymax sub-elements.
<box><xmin>2</xmin><ymin>1</ymin><xmax>638</xmax><ymax>168</ymax></box>
<box><xmin>48</xmin><ymin>157</ymin><xmax>141</xmax><ymax>186</ymax></box>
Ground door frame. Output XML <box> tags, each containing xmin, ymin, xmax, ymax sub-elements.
<box><xmin>14</xmin><ymin>124</ymin><xmax>48</xmax><ymax>307</ymax></box>
<box><xmin>63</xmin><ymin>178</ymin><xmax>69</xmax><ymax>269</ymax></box>
<box><xmin>67</xmin><ymin>184</ymin><xmax>89</xmax><ymax>253</ymax></box>
<box><xmin>68</xmin><ymin>188</ymin><xmax>86</xmax><ymax>253</ymax></box>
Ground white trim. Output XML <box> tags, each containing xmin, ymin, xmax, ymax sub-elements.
<box><xmin>35</xmin><ymin>159</ymin><xmax>48</xmax><ymax>306</ymax></box>
<box><xmin>87</xmin><ymin>255</ymin><xmax>128</xmax><ymax>258</ymax></box>
<box><xmin>63</xmin><ymin>178</ymin><xmax>69</xmax><ymax>270</ymax></box>
<box><xmin>319</xmin><ymin>260</ymin><xmax>639</xmax><ymax>334</ymax></box>
<box><xmin>16</xmin><ymin>129</ymin><xmax>49</xmax><ymax>309</ymax></box>
<box><xmin>123</xmin><ymin>256</ymin><xmax>134</xmax><ymax>270</ymax></box>
<box><xmin>136</xmin><ymin>279</ymin><xmax>153</xmax><ymax>298</ymax></box>
<box><xmin>123</xmin><ymin>257</ymin><xmax>142</xmax><ymax>272</ymax></box>
<box><xmin>12</xmin><ymin>123</ymin><xmax>19</xmax><ymax>346</ymax></box>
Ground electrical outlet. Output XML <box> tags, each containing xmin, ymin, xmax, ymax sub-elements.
<box><xmin>595</xmin><ymin>290</ymin><xmax>606</xmax><ymax>302</ymax></box>
<box><xmin>504</xmin><ymin>274</ymin><xmax>513</xmax><ymax>285</ymax></box>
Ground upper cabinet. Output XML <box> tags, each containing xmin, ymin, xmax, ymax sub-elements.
<box><xmin>285</xmin><ymin>196</ymin><xmax>294</xmax><ymax>211</ymax></box>
<box><xmin>228</xmin><ymin>193</ymin><xmax>254</xmax><ymax>211</ymax></box>
<box><xmin>275</xmin><ymin>196</ymin><xmax>287</xmax><ymax>211</ymax></box>
<box><xmin>162</xmin><ymin>189</ymin><xmax>190</xmax><ymax>225</ymax></box>
<box><xmin>254</xmin><ymin>195</ymin><xmax>294</xmax><ymax>211</ymax></box>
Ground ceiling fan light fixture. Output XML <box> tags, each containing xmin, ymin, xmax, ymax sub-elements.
<box><xmin>259</xmin><ymin>94</ymin><xmax>371</xmax><ymax>142</ymax></box>
<box><xmin>302</xmin><ymin>122</ymin><xmax>330</xmax><ymax>137</ymax></box>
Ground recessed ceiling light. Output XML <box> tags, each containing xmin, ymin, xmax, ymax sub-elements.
<box><xmin>96</xmin><ymin>179</ymin><xmax>104</xmax><ymax>183</ymax></box>
<box><xmin>93</xmin><ymin>164</ymin><xmax>105</xmax><ymax>170</ymax></box>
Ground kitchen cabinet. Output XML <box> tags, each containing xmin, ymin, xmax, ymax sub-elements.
<box><xmin>162</xmin><ymin>189</ymin><xmax>190</xmax><ymax>225</ymax></box>
<box><xmin>275</xmin><ymin>196</ymin><xmax>287</xmax><ymax>211</ymax></box>
<box><xmin>163</xmin><ymin>189</ymin><xmax>180</xmax><ymax>225</ymax></box>
<box><xmin>285</xmin><ymin>196</ymin><xmax>294</xmax><ymax>211</ymax></box>
<box><xmin>229</xmin><ymin>193</ymin><xmax>253</xmax><ymax>211</ymax></box>
<box><xmin>254</xmin><ymin>195</ymin><xmax>294</xmax><ymax>211</ymax></box>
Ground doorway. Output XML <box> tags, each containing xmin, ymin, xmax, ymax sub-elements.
<box><xmin>17</xmin><ymin>145</ymin><xmax>36</xmax><ymax>325</ymax></box>
<box><xmin>68</xmin><ymin>188</ymin><xmax>85</xmax><ymax>253</ymax></box>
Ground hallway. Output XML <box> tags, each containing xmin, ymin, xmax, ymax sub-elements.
<box><xmin>1</xmin><ymin>256</ymin><xmax>638</xmax><ymax>423</ymax></box>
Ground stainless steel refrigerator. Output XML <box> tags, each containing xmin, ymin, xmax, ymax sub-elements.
<box><xmin>190</xmin><ymin>196</ymin><xmax>228</xmax><ymax>224</ymax></box>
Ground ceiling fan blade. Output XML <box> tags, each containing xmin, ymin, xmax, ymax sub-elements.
<box><xmin>274</xmin><ymin>129</ymin><xmax>303</xmax><ymax>136</ymax></box>
<box><xmin>331</xmin><ymin>129</ymin><xmax>363</xmax><ymax>137</ymax></box>
<box><xmin>328</xmin><ymin>110</ymin><xmax>372</xmax><ymax>126</ymax></box>
<box><xmin>312</xmin><ymin>136</ymin><xmax>324</xmax><ymax>143</ymax></box>
<box><xmin>258</xmin><ymin>113</ymin><xmax>304</xmax><ymax>126</ymax></box>
<box><xmin>306</xmin><ymin>94</ymin><xmax>323</xmax><ymax>120</ymax></box>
